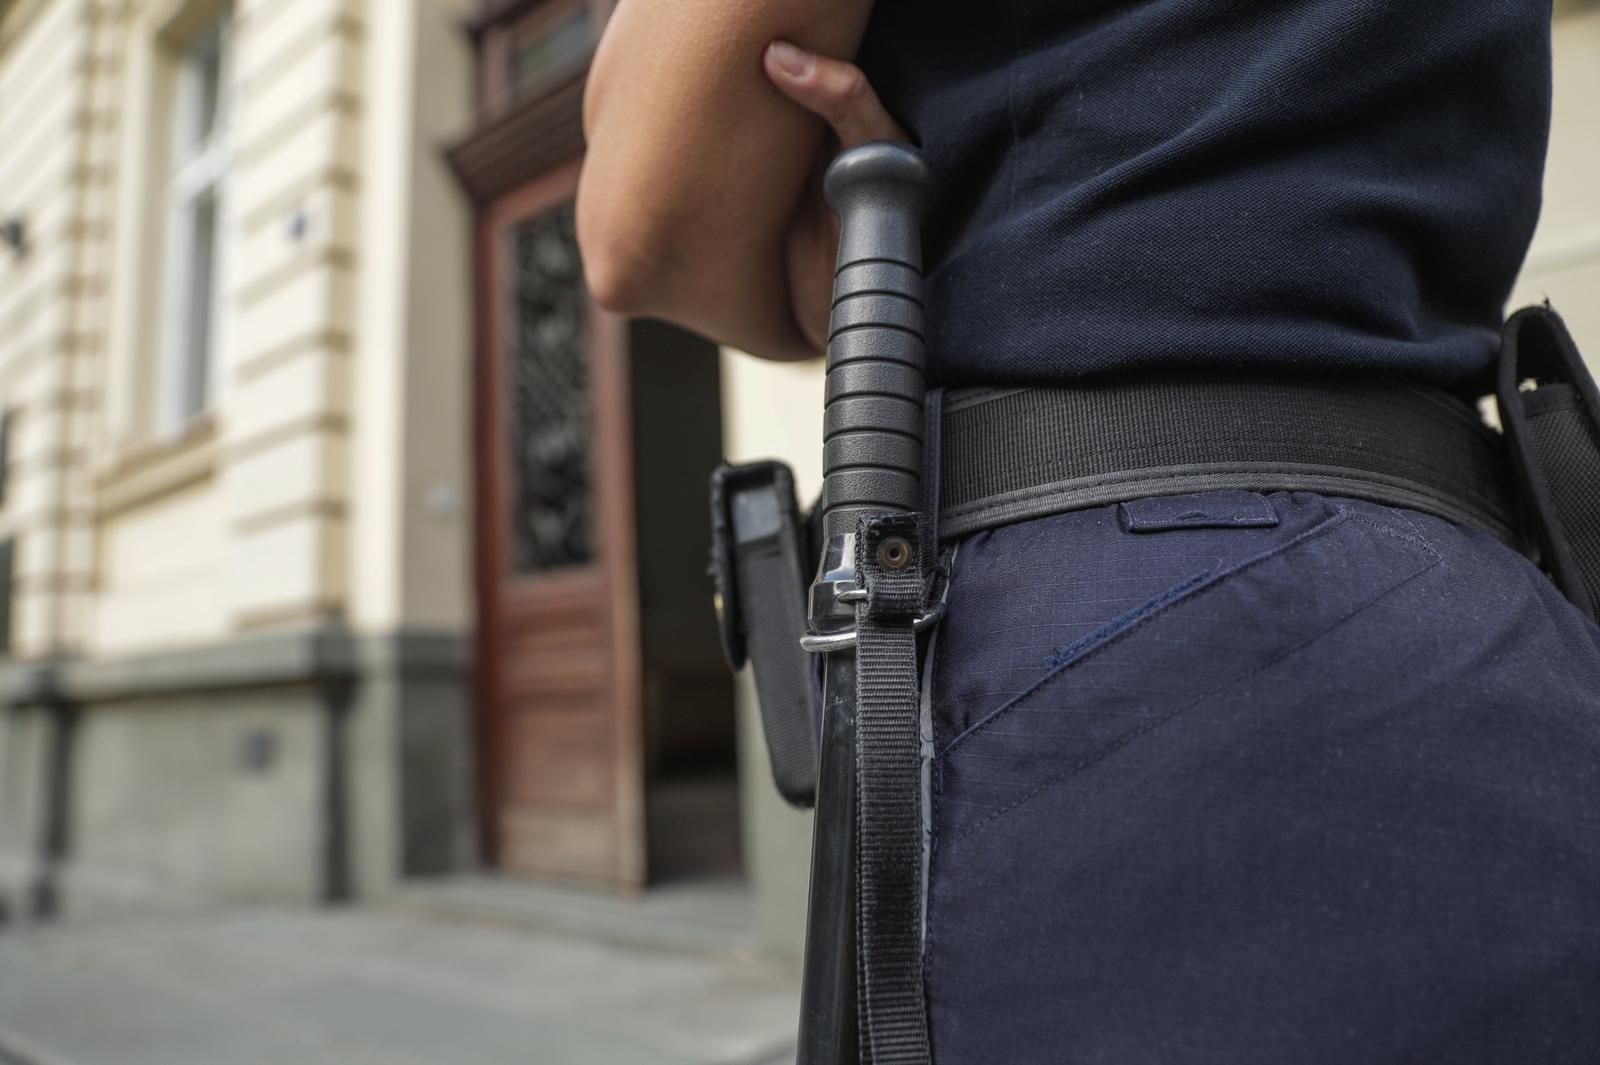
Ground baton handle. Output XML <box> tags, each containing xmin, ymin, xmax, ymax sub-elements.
<box><xmin>820</xmin><ymin>142</ymin><xmax>935</xmax><ymax>543</ymax></box>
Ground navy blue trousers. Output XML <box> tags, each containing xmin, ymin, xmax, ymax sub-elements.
<box><xmin>927</xmin><ymin>491</ymin><xmax>1600</xmax><ymax>1062</ymax></box>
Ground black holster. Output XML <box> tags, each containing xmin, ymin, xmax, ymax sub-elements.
<box><xmin>709</xmin><ymin>461</ymin><xmax>819</xmax><ymax>807</ymax></box>
<box><xmin>1497</xmin><ymin>305</ymin><xmax>1600</xmax><ymax>625</ymax></box>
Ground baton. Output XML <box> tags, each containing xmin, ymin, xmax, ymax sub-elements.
<box><xmin>798</xmin><ymin>140</ymin><xmax>934</xmax><ymax>1065</ymax></box>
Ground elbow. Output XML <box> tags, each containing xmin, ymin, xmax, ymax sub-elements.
<box><xmin>576</xmin><ymin>178</ymin><xmax>660</xmax><ymax>316</ymax></box>
<box><xmin>581</xmin><ymin>243</ymin><xmax>647</xmax><ymax>315</ymax></box>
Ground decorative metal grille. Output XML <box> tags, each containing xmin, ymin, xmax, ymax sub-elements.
<box><xmin>507</xmin><ymin>202</ymin><xmax>592</xmax><ymax>573</ymax></box>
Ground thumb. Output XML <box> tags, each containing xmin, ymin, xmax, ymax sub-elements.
<box><xmin>764</xmin><ymin>40</ymin><xmax>909</xmax><ymax>149</ymax></box>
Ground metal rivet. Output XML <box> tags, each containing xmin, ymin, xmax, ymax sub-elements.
<box><xmin>877</xmin><ymin>536</ymin><xmax>912</xmax><ymax>571</ymax></box>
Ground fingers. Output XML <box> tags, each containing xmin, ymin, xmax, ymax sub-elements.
<box><xmin>764</xmin><ymin>40</ymin><xmax>908</xmax><ymax>149</ymax></box>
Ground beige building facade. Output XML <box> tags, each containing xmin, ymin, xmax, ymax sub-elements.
<box><xmin>0</xmin><ymin>0</ymin><xmax>737</xmax><ymax>927</ymax></box>
<box><xmin>0</xmin><ymin>0</ymin><xmax>479</xmax><ymax>914</ymax></box>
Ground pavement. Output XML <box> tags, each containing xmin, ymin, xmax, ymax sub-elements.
<box><xmin>0</xmin><ymin>879</ymin><xmax>801</xmax><ymax>1065</ymax></box>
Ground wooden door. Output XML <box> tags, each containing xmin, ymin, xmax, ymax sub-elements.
<box><xmin>473</xmin><ymin>160</ymin><xmax>645</xmax><ymax>888</ymax></box>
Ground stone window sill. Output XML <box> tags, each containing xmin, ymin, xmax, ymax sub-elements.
<box><xmin>96</xmin><ymin>416</ymin><xmax>219</xmax><ymax>519</ymax></box>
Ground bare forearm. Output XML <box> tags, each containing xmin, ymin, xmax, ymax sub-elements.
<box><xmin>577</xmin><ymin>0</ymin><xmax>872</xmax><ymax>359</ymax></box>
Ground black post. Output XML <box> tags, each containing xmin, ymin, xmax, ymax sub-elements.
<box><xmin>798</xmin><ymin>141</ymin><xmax>933</xmax><ymax>1065</ymax></box>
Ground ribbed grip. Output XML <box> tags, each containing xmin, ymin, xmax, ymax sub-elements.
<box><xmin>820</xmin><ymin>142</ymin><xmax>935</xmax><ymax>541</ymax></box>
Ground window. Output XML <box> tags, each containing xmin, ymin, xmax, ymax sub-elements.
<box><xmin>159</xmin><ymin>13</ymin><xmax>230</xmax><ymax>434</ymax></box>
<box><xmin>506</xmin><ymin>4</ymin><xmax>593</xmax><ymax>100</ymax></box>
<box><xmin>476</xmin><ymin>0</ymin><xmax>596</xmax><ymax>117</ymax></box>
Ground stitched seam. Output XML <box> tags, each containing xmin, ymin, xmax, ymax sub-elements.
<box><xmin>1350</xmin><ymin>505</ymin><xmax>1452</xmax><ymax>562</ymax></box>
<box><xmin>939</xmin><ymin>431</ymin><xmax>1502</xmax><ymax>498</ymax></box>
<box><xmin>948</xmin><ymin>548</ymin><xmax>1441</xmax><ymax>847</ymax></box>
<box><xmin>937</xmin><ymin>505</ymin><xmax>1350</xmax><ymax>761</ymax></box>
<box><xmin>1123</xmin><ymin>492</ymin><xmax>1277</xmax><ymax>531</ymax></box>
<box><xmin>1043</xmin><ymin>572</ymin><xmax>1210</xmax><ymax>670</ymax></box>
<box><xmin>1384</xmin><ymin>506</ymin><xmax>1434</xmax><ymax>546</ymax></box>
<box><xmin>941</xmin><ymin>466</ymin><xmax>1500</xmax><ymax>522</ymax></box>
<box><xmin>1344</xmin><ymin>509</ymin><xmax>1442</xmax><ymax>561</ymax></box>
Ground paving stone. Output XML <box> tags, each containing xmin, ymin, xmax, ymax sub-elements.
<box><xmin>0</xmin><ymin>905</ymin><xmax>800</xmax><ymax>1065</ymax></box>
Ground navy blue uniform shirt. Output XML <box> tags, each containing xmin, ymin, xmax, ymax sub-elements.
<box><xmin>857</xmin><ymin>0</ymin><xmax>1553</xmax><ymax>392</ymax></box>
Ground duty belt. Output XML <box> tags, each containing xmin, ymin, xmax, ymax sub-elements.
<box><xmin>936</xmin><ymin>374</ymin><xmax>1518</xmax><ymax>545</ymax></box>
<box><xmin>713</xmin><ymin>369</ymin><xmax>1530</xmax><ymax>814</ymax></box>
<box><xmin>707</xmin><ymin>142</ymin><xmax>1600</xmax><ymax>1065</ymax></box>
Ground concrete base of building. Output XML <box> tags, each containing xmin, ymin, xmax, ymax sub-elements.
<box><xmin>0</xmin><ymin>626</ymin><xmax>473</xmax><ymax>923</ymax></box>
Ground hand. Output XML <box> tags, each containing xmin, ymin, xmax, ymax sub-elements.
<box><xmin>764</xmin><ymin>41</ymin><xmax>909</xmax><ymax>354</ymax></box>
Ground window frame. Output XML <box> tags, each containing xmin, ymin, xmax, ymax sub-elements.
<box><xmin>156</xmin><ymin>11</ymin><xmax>232</xmax><ymax>437</ymax></box>
<box><xmin>476</xmin><ymin>0</ymin><xmax>605</xmax><ymax>119</ymax></box>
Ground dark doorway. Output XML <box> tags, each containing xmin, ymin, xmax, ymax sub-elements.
<box><xmin>630</xmin><ymin>321</ymin><xmax>740</xmax><ymax>883</ymax></box>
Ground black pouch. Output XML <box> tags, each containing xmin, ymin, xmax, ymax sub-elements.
<box><xmin>709</xmin><ymin>461</ymin><xmax>819</xmax><ymax>806</ymax></box>
<box><xmin>1497</xmin><ymin>305</ymin><xmax>1600</xmax><ymax>623</ymax></box>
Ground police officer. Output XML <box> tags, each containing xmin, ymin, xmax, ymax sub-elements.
<box><xmin>579</xmin><ymin>2</ymin><xmax>1600</xmax><ymax>1061</ymax></box>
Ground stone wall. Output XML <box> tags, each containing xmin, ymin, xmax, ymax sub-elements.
<box><xmin>0</xmin><ymin>625</ymin><xmax>471</xmax><ymax>920</ymax></box>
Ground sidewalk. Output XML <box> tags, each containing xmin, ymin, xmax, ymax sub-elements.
<box><xmin>0</xmin><ymin>889</ymin><xmax>800</xmax><ymax>1065</ymax></box>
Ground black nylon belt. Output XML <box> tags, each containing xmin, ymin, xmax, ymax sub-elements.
<box><xmin>936</xmin><ymin>374</ymin><xmax>1519</xmax><ymax>546</ymax></box>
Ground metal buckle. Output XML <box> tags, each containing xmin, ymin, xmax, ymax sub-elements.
<box><xmin>798</xmin><ymin>599</ymin><xmax>948</xmax><ymax>653</ymax></box>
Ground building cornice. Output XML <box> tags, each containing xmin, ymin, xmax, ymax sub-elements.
<box><xmin>0</xmin><ymin>625</ymin><xmax>469</xmax><ymax>706</ymax></box>
<box><xmin>446</xmin><ymin>62</ymin><xmax>587</xmax><ymax>205</ymax></box>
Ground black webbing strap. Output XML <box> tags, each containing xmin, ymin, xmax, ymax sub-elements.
<box><xmin>854</xmin><ymin>513</ymin><xmax>932</xmax><ymax>1065</ymax></box>
<box><xmin>1498</xmin><ymin>306</ymin><xmax>1600</xmax><ymax>623</ymax></box>
<box><xmin>938</xmin><ymin>374</ymin><xmax>1518</xmax><ymax>546</ymax></box>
